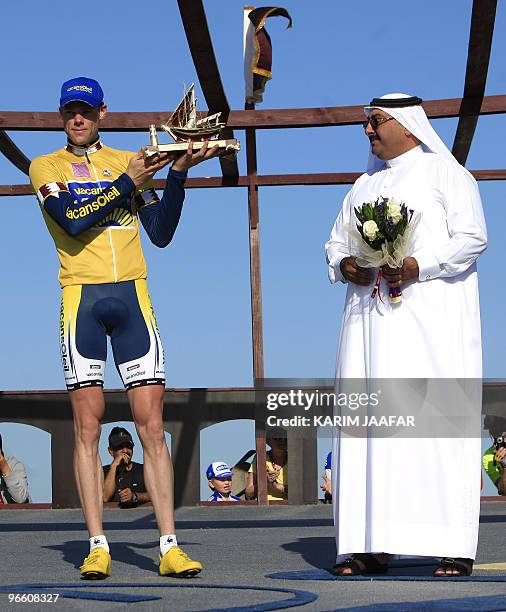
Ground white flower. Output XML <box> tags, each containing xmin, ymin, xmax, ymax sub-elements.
<box><xmin>363</xmin><ymin>220</ymin><xmax>379</xmax><ymax>240</ymax></box>
<box><xmin>387</xmin><ymin>199</ymin><xmax>403</xmax><ymax>223</ymax></box>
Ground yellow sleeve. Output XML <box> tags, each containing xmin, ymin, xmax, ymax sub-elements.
<box><xmin>482</xmin><ymin>449</ymin><xmax>490</xmax><ymax>472</ymax></box>
<box><xmin>248</xmin><ymin>456</ymin><xmax>257</xmax><ymax>475</ymax></box>
<box><xmin>482</xmin><ymin>446</ymin><xmax>501</xmax><ymax>485</ymax></box>
<box><xmin>29</xmin><ymin>156</ymin><xmax>69</xmax><ymax>206</ymax></box>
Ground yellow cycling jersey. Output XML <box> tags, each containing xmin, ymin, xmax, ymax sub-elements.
<box><xmin>29</xmin><ymin>141</ymin><xmax>157</xmax><ymax>287</ymax></box>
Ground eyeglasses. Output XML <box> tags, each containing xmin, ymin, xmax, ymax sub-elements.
<box><xmin>362</xmin><ymin>115</ymin><xmax>395</xmax><ymax>130</ymax></box>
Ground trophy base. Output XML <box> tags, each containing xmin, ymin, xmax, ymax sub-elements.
<box><xmin>145</xmin><ymin>139</ymin><xmax>240</xmax><ymax>158</ymax></box>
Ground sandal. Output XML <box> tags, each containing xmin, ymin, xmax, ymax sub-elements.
<box><xmin>433</xmin><ymin>557</ymin><xmax>474</xmax><ymax>577</ymax></box>
<box><xmin>331</xmin><ymin>553</ymin><xmax>389</xmax><ymax>576</ymax></box>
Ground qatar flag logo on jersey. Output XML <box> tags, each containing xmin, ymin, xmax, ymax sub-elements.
<box><xmin>71</xmin><ymin>162</ymin><xmax>92</xmax><ymax>179</ymax></box>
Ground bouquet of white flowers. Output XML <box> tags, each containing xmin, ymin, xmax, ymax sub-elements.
<box><xmin>348</xmin><ymin>196</ymin><xmax>419</xmax><ymax>304</ymax></box>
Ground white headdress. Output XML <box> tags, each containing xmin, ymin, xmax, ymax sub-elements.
<box><xmin>364</xmin><ymin>93</ymin><xmax>456</xmax><ymax>171</ymax></box>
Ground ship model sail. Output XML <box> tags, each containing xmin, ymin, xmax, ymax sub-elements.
<box><xmin>145</xmin><ymin>83</ymin><xmax>240</xmax><ymax>157</ymax></box>
<box><xmin>161</xmin><ymin>83</ymin><xmax>225</xmax><ymax>141</ymax></box>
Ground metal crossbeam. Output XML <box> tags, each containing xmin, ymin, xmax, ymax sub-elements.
<box><xmin>1</xmin><ymin>95</ymin><xmax>506</xmax><ymax>134</ymax></box>
<box><xmin>3</xmin><ymin>168</ymin><xmax>506</xmax><ymax>197</ymax></box>
<box><xmin>0</xmin><ymin>130</ymin><xmax>30</xmax><ymax>175</ymax></box>
<box><xmin>176</xmin><ymin>0</ymin><xmax>239</xmax><ymax>180</ymax></box>
<box><xmin>452</xmin><ymin>0</ymin><xmax>497</xmax><ymax>164</ymax></box>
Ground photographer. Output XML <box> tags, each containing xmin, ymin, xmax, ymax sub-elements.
<box><xmin>103</xmin><ymin>427</ymin><xmax>150</xmax><ymax>508</ymax></box>
<box><xmin>482</xmin><ymin>416</ymin><xmax>506</xmax><ymax>496</ymax></box>
<box><xmin>245</xmin><ymin>431</ymin><xmax>288</xmax><ymax>501</ymax></box>
<box><xmin>0</xmin><ymin>433</ymin><xmax>31</xmax><ymax>504</ymax></box>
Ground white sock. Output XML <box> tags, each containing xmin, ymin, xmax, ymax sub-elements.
<box><xmin>89</xmin><ymin>535</ymin><xmax>109</xmax><ymax>553</ymax></box>
<box><xmin>160</xmin><ymin>534</ymin><xmax>178</xmax><ymax>556</ymax></box>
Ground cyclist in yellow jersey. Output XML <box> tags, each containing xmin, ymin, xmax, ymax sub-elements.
<box><xmin>29</xmin><ymin>77</ymin><xmax>220</xmax><ymax>579</ymax></box>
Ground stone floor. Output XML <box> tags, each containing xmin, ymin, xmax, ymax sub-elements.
<box><xmin>0</xmin><ymin>502</ymin><xmax>505</xmax><ymax>611</ymax></box>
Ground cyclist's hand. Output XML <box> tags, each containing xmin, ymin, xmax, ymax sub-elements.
<box><xmin>126</xmin><ymin>149</ymin><xmax>173</xmax><ymax>187</ymax></box>
<box><xmin>171</xmin><ymin>140</ymin><xmax>221</xmax><ymax>173</ymax></box>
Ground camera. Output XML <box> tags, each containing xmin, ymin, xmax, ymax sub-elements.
<box><xmin>493</xmin><ymin>436</ymin><xmax>506</xmax><ymax>450</ymax></box>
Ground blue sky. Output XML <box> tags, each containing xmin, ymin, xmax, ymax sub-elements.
<box><xmin>0</xmin><ymin>0</ymin><xmax>504</xmax><ymax>500</ymax></box>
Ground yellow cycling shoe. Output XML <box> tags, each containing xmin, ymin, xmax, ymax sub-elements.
<box><xmin>80</xmin><ymin>547</ymin><xmax>111</xmax><ymax>580</ymax></box>
<box><xmin>159</xmin><ymin>546</ymin><xmax>203</xmax><ymax>578</ymax></box>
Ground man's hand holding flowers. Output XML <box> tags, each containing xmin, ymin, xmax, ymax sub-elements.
<box><xmin>340</xmin><ymin>256</ymin><xmax>374</xmax><ymax>286</ymax></box>
<box><xmin>345</xmin><ymin>196</ymin><xmax>419</xmax><ymax>303</ymax></box>
<box><xmin>382</xmin><ymin>257</ymin><xmax>419</xmax><ymax>288</ymax></box>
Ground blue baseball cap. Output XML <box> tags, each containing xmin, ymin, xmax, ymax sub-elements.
<box><xmin>60</xmin><ymin>77</ymin><xmax>104</xmax><ymax>109</ymax></box>
<box><xmin>206</xmin><ymin>462</ymin><xmax>233</xmax><ymax>480</ymax></box>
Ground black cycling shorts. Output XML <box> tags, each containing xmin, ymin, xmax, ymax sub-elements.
<box><xmin>59</xmin><ymin>279</ymin><xmax>165</xmax><ymax>391</ymax></box>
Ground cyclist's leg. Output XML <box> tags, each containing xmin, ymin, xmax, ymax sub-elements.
<box><xmin>70</xmin><ymin>385</ymin><xmax>106</xmax><ymax>537</ymax></box>
<box><xmin>128</xmin><ymin>384</ymin><xmax>175</xmax><ymax>535</ymax></box>
<box><xmin>60</xmin><ymin>284</ymin><xmax>107</xmax><ymax>537</ymax></box>
<box><xmin>110</xmin><ymin>279</ymin><xmax>172</xmax><ymax>533</ymax></box>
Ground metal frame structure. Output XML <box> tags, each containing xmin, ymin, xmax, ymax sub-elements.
<box><xmin>0</xmin><ymin>0</ymin><xmax>504</xmax><ymax>506</ymax></box>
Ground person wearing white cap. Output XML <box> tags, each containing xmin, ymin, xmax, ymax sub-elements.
<box><xmin>325</xmin><ymin>93</ymin><xmax>487</xmax><ymax>577</ymax></box>
<box><xmin>206</xmin><ymin>462</ymin><xmax>241</xmax><ymax>502</ymax></box>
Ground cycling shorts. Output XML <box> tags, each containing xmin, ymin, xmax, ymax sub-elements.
<box><xmin>59</xmin><ymin>279</ymin><xmax>165</xmax><ymax>391</ymax></box>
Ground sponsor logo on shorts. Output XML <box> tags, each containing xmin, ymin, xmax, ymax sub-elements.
<box><xmin>90</xmin><ymin>364</ymin><xmax>101</xmax><ymax>370</ymax></box>
<box><xmin>86</xmin><ymin>372</ymin><xmax>102</xmax><ymax>378</ymax></box>
<box><xmin>126</xmin><ymin>378</ymin><xmax>164</xmax><ymax>390</ymax></box>
<box><xmin>59</xmin><ymin>301</ymin><xmax>71</xmax><ymax>373</ymax></box>
<box><xmin>127</xmin><ymin>364</ymin><xmax>140</xmax><ymax>372</ymax></box>
<box><xmin>68</xmin><ymin>380</ymin><xmax>103</xmax><ymax>391</ymax></box>
<box><xmin>127</xmin><ymin>370</ymin><xmax>146</xmax><ymax>379</ymax></box>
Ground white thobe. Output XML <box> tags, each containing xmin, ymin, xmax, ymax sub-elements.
<box><xmin>326</xmin><ymin>145</ymin><xmax>487</xmax><ymax>560</ymax></box>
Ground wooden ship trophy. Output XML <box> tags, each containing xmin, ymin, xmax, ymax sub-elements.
<box><xmin>145</xmin><ymin>83</ymin><xmax>240</xmax><ymax>158</ymax></box>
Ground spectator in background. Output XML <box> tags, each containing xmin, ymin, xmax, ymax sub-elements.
<box><xmin>206</xmin><ymin>462</ymin><xmax>240</xmax><ymax>502</ymax></box>
<box><xmin>483</xmin><ymin>416</ymin><xmax>506</xmax><ymax>496</ymax></box>
<box><xmin>246</xmin><ymin>432</ymin><xmax>288</xmax><ymax>501</ymax></box>
<box><xmin>321</xmin><ymin>451</ymin><xmax>332</xmax><ymax>503</ymax></box>
<box><xmin>103</xmin><ymin>427</ymin><xmax>150</xmax><ymax>508</ymax></box>
<box><xmin>0</xmin><ymin>433</ymin><xmax>31</xmax><ymax>504</ymax></box>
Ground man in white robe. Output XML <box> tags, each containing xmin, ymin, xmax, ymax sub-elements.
<box><xmin>325</xmin><ymin>93</ymin><xmax>487</xmax><ymax>576</ymax></box>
